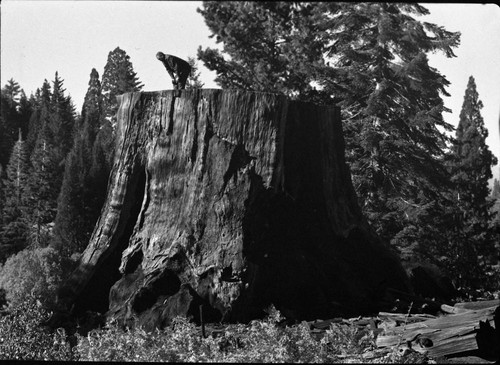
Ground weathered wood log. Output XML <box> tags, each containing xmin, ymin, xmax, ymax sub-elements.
<box><xmin>376</xmin><ymin>304</ymin><xmax>499</xmax><ymax>359</ymax></box>
<box><xmin>54</xmin><ymin>89</ymin><xmax>410</xmax><ymax>329</ymax></box>
<box><xmin>454</xmin><ymin>299</ymin><xmax>500</xmax><ymax>311</ymax></box>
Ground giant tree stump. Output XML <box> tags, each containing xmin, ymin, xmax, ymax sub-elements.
<box><xmin>57</xmin><ymin>89</ymin><xmax>409</xmax><ymax>329</ymax></box>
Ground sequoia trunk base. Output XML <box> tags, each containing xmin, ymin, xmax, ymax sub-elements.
<box><xmin>56</xmin><ymin>89</ymin><xmax>409</xmax><ymax>330</ymax></box>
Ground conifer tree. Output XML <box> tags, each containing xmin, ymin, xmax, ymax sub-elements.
<box><xmin>448</xmin><ymin>75</ymin><xmax>498</xmax><ymax>290</ymax></box>
<box><xmin>0</xmin><ymin>114</ymin><xmax>12</xmax><ymax>169</ymax></box>
<box><xmin>17</xmin><ymin>91</ymin><xmax>33</xmax><ymax>139</ymax></box>
<box><xmin>0</xmin><ymin>164</ymin><xmax>4</xmax><ymax>212</ymax></box>
<box><xmin>2</xmin><ymin>78</ymin><xmax>21</xmax><ymax>107</ymax></box>
<box><xmin>186</xmin><ymin>57</ymin><xmax>205</xmax><ymax>89</ymax></box>
<box><xmin>1</xmin><ymin>79</ymin><xmax>23</xmax><ymax>167</ymax></box>
<box><xmin>26</xmin><ymin>89</ymin><xmax>43</xmax><ymax>156</ymax></box>
<box><xmin>27</xmin><ymin>80</ymin><xmax>58</xmax><ymax>247</ymax></box>
<box><xmin>197</xmin><ymin>2</ymin><xmax>460</xmax><ymax>250</ymax></box>
<box><xmin>492</xmin><ymin>178</ymin><xmax>500</xmax><ymax>199</ymax></box>
<box><xmin>51</xmin><ymin>72</ymin><xmax>76</xmax><ymax>159</ymax></box>
<box><xmin>0</xmin><ymin>130</ymin><xmax>31</xmax><ymax>260</ymax></box>
<box><xmin>101</xmin><ymin>47</ymin><xmax>143</xmax><ymax>126</ymax></box>
<box><xmin>53</xmin><ymin>69</ymin><xmax>104</xmax><ymax>255</ymax></box>
<box><xmin>25</xmin><ymin>74</ymin><xmax>77</xmax><ymax>248</ymax></box>
<box><xmin>53</xmin><ymin>132</ymin><xmax>87</xmax><ymax>255</ymax></box>
<box><xmin>452</xmin><ymin>76</ymin><xmax>497</xmax><ymax>217</ymax></box>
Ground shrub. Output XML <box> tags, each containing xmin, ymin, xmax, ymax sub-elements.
<box><xmin>0</xmin><ymin>246</ymin><xmax>73</xmax><ymax>309</ymax></box>
<box><xmin>75</xmin><ymin>305</ymin><xmax>387</xmax><ymax>363</ymax></box>
<box><xmin>0</xmin><ymin>297</ymin><xmax>75</xmax><ymax>361</ymax></box>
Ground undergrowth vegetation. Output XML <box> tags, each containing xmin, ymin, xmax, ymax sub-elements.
<box><xmin>0</xmin><ymin>298</ymin><xmax>74</xmax><ymax>361</ymax></box>
<box><xmin>0</xmin><ymin>298</ymin><xmax>431</xmax><ymax>363</ymax></box>
<box><xmin>73</xmin><ymin>306</ymin><xmax>428</xmax><ymax>363</ymax></box>
<box><xmin>0</xmin><ymin>247</ymin><xmax>429</xmax><ymax>363</ymax></box>
<box><xmin>0</xmin><ymin>246</ymin><xmax>75</xmax><ymax>309</ymax></box>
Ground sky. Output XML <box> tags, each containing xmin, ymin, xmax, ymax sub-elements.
<box><xmin>1</xmin><ymin>1</ymin><xmax>499</xmax><ymax>184</ymax></box>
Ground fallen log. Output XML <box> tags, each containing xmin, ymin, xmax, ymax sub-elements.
<box><xmin>376</xmin><ymin>304</ymin><xmax>499</xmax><ymax>359</ymax></box>
<box><xmin>454</xmin><ymin>299</ymin><xmax>500</xmax><ymax>311</ymax></box>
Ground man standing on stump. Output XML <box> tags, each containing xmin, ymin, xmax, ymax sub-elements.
<box><xmin>156</xmin><ymin>52</ymin><xmax>191</xmax><ymax>91</ymax></box>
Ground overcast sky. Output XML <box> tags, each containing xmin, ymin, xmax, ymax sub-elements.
<box><xmin>1</xmin><ymin>1</ymin><xmax>499</xmax><ymax>183</ymax></box>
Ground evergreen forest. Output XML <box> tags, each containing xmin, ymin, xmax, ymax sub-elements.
<box><xmin>0</xmin><ymin>3</ymin><xmax>499</xmax><ymax>362</ymax></box>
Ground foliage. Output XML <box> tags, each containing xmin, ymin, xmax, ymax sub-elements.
<box><xmin>450</xmin><ymin>76</ymin><xmax>497</xmax><ymax>217</ymax></box>
<box><xmin>0</xmin><ymin>79</ymin><xmax>24</xmax><ymax>168</ymax></box>
<box><xmin>101</xmin><ymin>46</ymin><xmax>143</xmax><ymax>125</ymax></box>
<box><xmin>0</xmin><ymin>246</ymin><xmax>74</xmax><ymax>309</ymax></box>
<box><xmin>492</xmin><ymin>178</ymin><xmax>500</xmax><ymax>199</ymax></box>
<box><xmin>53</xmin><ymin>68</ymin><xmax>104</xmax><ymax>255</ymax></box>
<box><xmin>186</xmin><ymin>56</ymin><xmax>205</xmax><ymax>89</ymax></box>
<box><xmin>23</xmin><ymin>75</ymin><xmax>77</xmax><ymax>247</ymax></box>
<box><xmin>197</xmin><ymin>2</ymin><xmax>461</xmax><ymax>253</ymax></box>
<box><xmin>50</xmin><ymin>72</ymin><xmax>77</xmax><ymax>159</ymax></box>
<box><xmin>445</xmin><ymin>76</ymin><xmax>499</xmax><ymax>291</ymax></box>
<box><xmin>0</xmin><ymin>130</ymin><xmax>31</xmax><ymax>260</ymax></box>
<box><xmin>75</xmin><ymin>306</ymin><xmax>424</xmax><ymax>363</ymax></box>
<box><xmin>0</xmin><ymin>297</ymin><xmax>75</xmax><ymax>361</ymax></box>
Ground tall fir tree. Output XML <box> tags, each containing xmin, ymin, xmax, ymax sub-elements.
<box><xmin>26</xmin><ymin>82</ymin><xmax>52</xmax><ymax>157</ymax></box>
<box><xmin>447</xmin><ymin>76</ymin><xmax>498</xmax><ymax>290</ymax></box>
<box><xmin>101</xmin><ymin>47</ymin><xmax>143</xmax><ymax>126</ymax></box>
<box><xmin>451</xmin><ymin>76</ymin><xmax>497</xmax><ymax>217</ymax></box>
<box><xmin>51</xmin><ymin>72</ymin><xmax>77</xmax><ymax>160</ymax></box>
<box><xmin>0</xmin><ymin>164</ymin><xmax>4</xmax><ymax>214</ymax></box>
<box><xmin>54</xmin><ymin>69</ymin><xmax>104</xmax><ymax>255</ymax></box>
<box><xmin>0</xmin><ymin>113</ymin><xmax>12</xmax><ymax>170</ymax></box>
<box><xmin>2</xmin><ymin>78</ymin><xmax>21</xmax><ymax>107</ymax></box>
<box><xmin>28</xmin><ymin>86</ymin><xmax>58</xmax><ymax>248</ymax></box>
<box><xmin>492</xmin><ymin>178</ymin><xmax>500</xmax><ymax>199</ymax></box>
<box><xmin>0</xmin><ymin>130</ymin><xmax>31</xmax><ymax>260</ymax></box>
<box><xmin>186</xmin><ymin>56</ymin><xmax>205</xmax><ymax>89</ymax></box>
<box><xmin>197</xmin><ymin>2</ymin><xmax>460</xmax><ymax>253</ymax></box>
<box><xmin>25</xmin><ymin>73</ymin><xmax>76</xmax><ymax>248</ymax></box>
<box><xmin>0</xmin><ymin>79</ymin><xmax>24</xmax><ymax>168</ymax></box>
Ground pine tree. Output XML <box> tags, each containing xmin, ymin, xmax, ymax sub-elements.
<box><xmin>27</xmin><ymin>80</ymin><xmax>58</xmax><ymax>247</ymax></box>
<box><xmin>448</xmin><ymin>75</ymin><xmax>499</xmax><ymax>290</ymax></box>
<box><xmin>17</xmin><ymin>91</ymin><xmax>33</xmax><ymax>139</ymax></box>
<box><xmin>0</xmin><ymin>130</ymin><xmax>31</xmax><ymax>260</ymax></box>
<box><xmin>101</xmin><ymin>47</ymin><xmax>143</xmax><ymax>127</ymax></box>
<box><xmin>197</xmin><ymin>2</ymin><xmax>325</xmax><ymax>98</ymax></box>
<box><xmin>452</xmin><ymin>76</ymin><xmax>497</xmax><ymax>217</ymax></box>
<box><xmin>24</xmin><ymin>74</ymin><xmax>77</xmax><ymax>248</ymax></box>
<box><xmin>81</xmin><ymin>68</ymin><xmax>103</xmax><ymax>138</ymax></box>
<box><xmin>2</xmin><ymin>79</ymin><xmax>21</xmax><ymax>107</ymax></box>
<box><xmin>186</xmin><ymin>57</ymin><xmax>205</xmax><ymax>89</ymax></box>
<box><xmin>0</xmin><ymin>113</ymin><xmax>12</xmax><ymax>169</ymax></box>
<box><xmin>26</xmin><ymin>90</ymin><xmax>42</xmax><ymax>156</ymax></box>
<box><xmin>0</xmin><ymin>164</ymin><xmax>4</xmax><ymax>213</ymax></box>
<box><xmin>197</xmin><ymin>2</ymin><xmax>460</xmax><ymax>250</ymax></box>
<box><xmin>53</xmin><ymin>133</ymin><xmax>87</xmax><ymax>255</ymax></box>
<box><xmin>492</xmin><ymin>178</ymin><xmax>500</xmax><ymax>199</ymax></box>
<box><xmin>53</xmin><ymin>69</ymin><xmax>104</xmax><ymax>255</ymax></box>
<box><xmin>51</xmin><ymin>72</ymin><xmax>76</xmax><ymax>159</ymax></box>
<box><xmin>1</xmin><ymin>79</ymin><xmax>23</xmax><ymax>167</ymax></box>
<box><xmin>26</xmin><ymin>82</ymin><xmax>52</xmax><ymax>156</ymax></box>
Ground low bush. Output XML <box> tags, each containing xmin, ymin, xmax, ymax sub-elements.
<box><xmin>0</xmin><ymin>246</ymin><xmax>73</xmax><ymax>309</ymax></box>
<box><xmin>0</xmin><ymin>297</ymin><xmax>75</xmax><ymax>361</ymax></box>
<box><xmin>75</xmin><ymin>305</ymin><xmax>428</xmax><ymax>363</ymax></box>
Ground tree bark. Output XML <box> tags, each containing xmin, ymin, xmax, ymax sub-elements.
<box><xmin>56</xmin><ymin>89</ymin><xmax>409</xmax><ymax>329</ymax></box>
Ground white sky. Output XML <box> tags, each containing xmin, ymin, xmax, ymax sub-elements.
<box><xmin>1</xmin><ymin>1</ymin><xmax>499</xmax><ymax>184</ymax></box>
